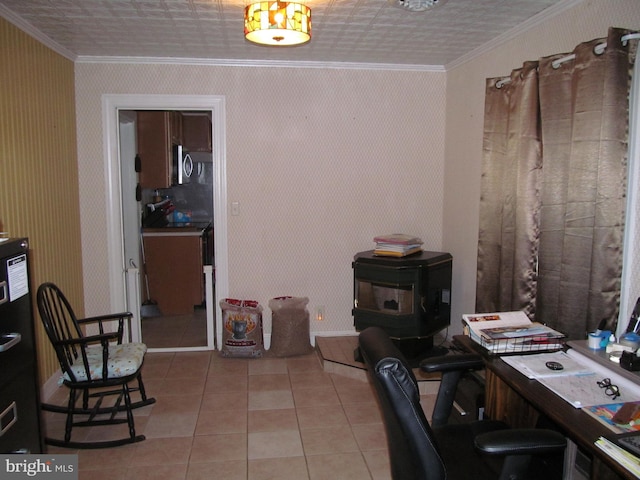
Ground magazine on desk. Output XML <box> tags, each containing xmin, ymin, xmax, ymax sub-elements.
<box><xmin>461</xmin><ymin>311</ymin><xmax>565</xmax><ymax>354</ymax></box>
<box><xmin>584</xmin><ymin>402</ymin><xmax>640</xmax><ymax>433</ymax></box>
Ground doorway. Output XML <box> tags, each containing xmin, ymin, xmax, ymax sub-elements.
<box><xmin>103</xmin><ymin>94</ymin><xmax>228</xmax><ymax>352</ymax></box>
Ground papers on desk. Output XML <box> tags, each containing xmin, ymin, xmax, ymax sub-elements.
<box><xmin>501</xmin><ymin>351</ymin><xmax>593</xmax><ymax>378</ymax></box>
<box><xmin>595</xmin><ymin>437</ymin><xmax>640</xmax><ymax>477</ymax></box>
<box><xmin>501</xmin><ymin>349</ymin><xmax>640</xmax><ymax>408</ymax></box>
<box><xmin>462</xmin><ymin>311</ymin><xmax>565</xmax><ymax>354</ymax></box>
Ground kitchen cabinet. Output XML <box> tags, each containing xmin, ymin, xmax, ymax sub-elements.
<box><xmin>136</xmin><ymin>110</ymin><xmax>182</xmax><ymax>189</ymax></box>
<box><xmin>182</xmin><ymin>114</ymin><xmax>212</xmax><ymax>152</ymax></box>
<box><xmin>169</xmin><ymin>111</ymin><xmax>183</xmax><ymax>145</ymax></box>
<box><xmin>142</xmin><ymin>230</ymin><xmax>205</xmax><ymax>315</ymax></box>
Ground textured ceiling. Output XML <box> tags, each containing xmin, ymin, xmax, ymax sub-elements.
<box><xmin>0</xmin><ymin>0</ymin><xmax>571</xmax><ymax>68</ymax></box>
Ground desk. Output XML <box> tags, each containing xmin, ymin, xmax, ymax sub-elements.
<box><xmin>453</xmin><ymin>335</ymin><xmax>636</xmax><ymax>480</ymax></box>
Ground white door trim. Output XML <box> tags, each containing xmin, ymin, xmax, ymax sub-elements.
<box><xmin>101</xmin><ymin>94</ymin><xmax>228</xmax><ymax>351</ymax></box>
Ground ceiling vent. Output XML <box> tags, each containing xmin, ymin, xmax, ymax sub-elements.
<box><xmin>388</xmin><ymin>0</ymin><xmax>447</xmax><ymax>12</ymax></box>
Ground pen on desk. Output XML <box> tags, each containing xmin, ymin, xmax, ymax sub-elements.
<box><xmin>595</xmin><ymin>319</ymin><xmax>607</xmax><ymax>335</ymax></box>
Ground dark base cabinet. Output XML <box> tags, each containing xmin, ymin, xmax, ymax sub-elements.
<box><xmin>0</xmin><ymin>238</ymin><xmax>43</xmax><ymax>453</ymax></box>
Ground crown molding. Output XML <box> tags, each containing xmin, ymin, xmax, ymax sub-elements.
<box><xmin>445</xmin><ymin>0</ymin><xmax>586</xmax><ymax>71</ymax></box>
<box><xmin>75</xmin><ymin>55</ymin><xmax>446</xmax><ymax>72</ymax></box>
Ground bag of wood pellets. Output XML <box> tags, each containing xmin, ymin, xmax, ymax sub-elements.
<box><xmin>268</xmin><ymin>296</ymin><xmax>313</xmax><ymax>357</ymax></box>
<box><xmin>220</xmin><ymin>298</ymin><xmax>264</xmax><ymax>358</ymax></box>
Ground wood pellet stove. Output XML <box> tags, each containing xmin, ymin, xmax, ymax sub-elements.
<box><xmin>352</xmin><ymin>250</ymin><xmax>452</xmax><ymax>361</ymax></box>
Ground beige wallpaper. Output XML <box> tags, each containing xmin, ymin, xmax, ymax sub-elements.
<box><xmin>444</xmin><ymin>0</ymin><xmax>640</xmax><ymax>335</ymax></box>
<box><xmin>74</xmin><ymin>0</ymin><xmax>640</xmax><ymax>343</ymax></box>
<box><xmin>0</xmin><ymin>17</ymin><xmax>83</xmax><ymax>382</ymax></box>
<box><xmin>74</xmin><ymin>65</ymin><xmax>447</xmax><ymax>336</ymax></box>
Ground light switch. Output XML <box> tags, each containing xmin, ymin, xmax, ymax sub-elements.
<box><xmin>231</xmin><ymin>202</ymin><xmax>240</xmax><ymax>216</ymax></box>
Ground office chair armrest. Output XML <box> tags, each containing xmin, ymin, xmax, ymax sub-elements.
<box><xmin>420</xmin><ymin>353</ymin><xmax>484</xmax><ymax>373</ymax></box>
<box><xmin>475</xmin><ymin>428</ymin><xmax>567</xmax><ymax>456</ymax></box>
<box><xmin>420</xmin><ymin>354</ymin><xmax>485</xmax><ymax>427</ymax></box>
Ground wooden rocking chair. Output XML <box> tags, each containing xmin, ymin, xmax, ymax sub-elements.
<box><xmin>37</xmin><ymin>282</ymin><xmax>155</xmax><ymax>448</ymax></box>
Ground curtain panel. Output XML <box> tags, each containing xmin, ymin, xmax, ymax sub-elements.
<box><xmin>476</xmin><ymin>27</ymin><xmax>636</xmax><ymax>340</ymax></box>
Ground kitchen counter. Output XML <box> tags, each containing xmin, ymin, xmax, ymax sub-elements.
<box><xmin>143</xmin><ymin>222</ymin><xmax>211</xmax><ymax>237</ymax></box>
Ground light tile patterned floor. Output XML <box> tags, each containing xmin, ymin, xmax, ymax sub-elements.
<box><xmin>42</xmin><ymin>339</ymin><xmax>437</xmax><ymax>480</ymax></box>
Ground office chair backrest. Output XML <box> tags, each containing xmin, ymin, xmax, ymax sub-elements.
<box><xmin>359</xmin><ymin>327</ymin><xmax>445</xmax><ymax>480</ymax></box>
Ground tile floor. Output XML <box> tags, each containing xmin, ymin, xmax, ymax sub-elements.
<box><xmin>42</xmin><ymin>340</ymin><xmax>438</xmax><ymax>480</ymax></box>
<box><xmin>141</xmin><ymin>310</ymin><xmax>207</xmax><ymax>349</ymax></box>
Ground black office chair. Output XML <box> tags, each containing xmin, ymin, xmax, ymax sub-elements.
<box><xmin>37</xmin><ymin>282</ymin><xmax>156</xmax><ymax>448</ymax></box>
<box><xmin>358</xmin><ymin>326</ymin><xmax>566</xmax><ymax>480</ymax></box>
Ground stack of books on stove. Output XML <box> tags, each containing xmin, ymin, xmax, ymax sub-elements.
<box><xmin>373</xmin><ymin>234</ymin><xmax>423</xmax><ymax>257</ymax></box>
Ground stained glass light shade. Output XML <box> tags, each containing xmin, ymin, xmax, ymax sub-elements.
<box><xmin>244</xmin><ymin>2</ymin><xmax>311</xmax><ymax>46</ymax></box>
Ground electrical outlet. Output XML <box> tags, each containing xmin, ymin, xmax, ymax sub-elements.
<box><xmin>316</xmin><ymin>306</ymin><xmax>325</xmax><ymax>321</ymax></box>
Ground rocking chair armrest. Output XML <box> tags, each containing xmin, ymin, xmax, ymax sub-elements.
<box><xmin>78</xmin><ymin>312</ymin><xmax>132</xmax><ymax>342</ymax></box>
<box><xmin>56</xmin><ymin>331</ymin><xmax>121</xmax><ymax>347</ymax></box>
<box><xmin>77</xmin><ymin>312</ymin><xmax>132</xmax><ymax>326</ymax></box>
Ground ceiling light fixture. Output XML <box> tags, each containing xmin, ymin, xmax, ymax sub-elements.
<box><xmin>244</xmin><ymin>2</ymin><xmax>311</xmax><ymax>46</ymax></box>
<box><xmin>388</xmin><ymin>0</ymin><xmax>447</xmax><ymax>13</ymax></box>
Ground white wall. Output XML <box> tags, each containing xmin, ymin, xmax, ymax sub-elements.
<box><xmin>444</xmin><ymin>0</ymin><xmax>640</xmax><ymax>335</ymax></box>
<box><xmin>75</xmin><ymin>65</ymin><xmax>447</xmax><ymax>336</ymax></box>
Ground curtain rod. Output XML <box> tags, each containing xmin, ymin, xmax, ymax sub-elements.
<box><xmin>495</xmin><ymin>32</ymin><xmax>640</xmax><ymax>88</ymax></box>
<box><xmin>551</xmin><ymin>32</ymin><xmax>640</xmax><ymax>69</ymax></box>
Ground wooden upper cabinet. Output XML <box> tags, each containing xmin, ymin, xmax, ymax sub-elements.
<box><xmin>137</xmin><ymin>111</ymin><xmax>183</xmax><ymax>189</ymax></box>
<box><xmin>170</xmin><ymin>110</ymin><xmax>183</xmax><ymax>145</ymax></box>
<box><xmin>182</xmin><ymin>114</ymin><xmax>212</xmax><ymax>152</ymax></box>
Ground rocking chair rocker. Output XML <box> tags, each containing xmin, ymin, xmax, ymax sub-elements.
<box><xmin>37</xmin><ymin>282</ymin><xmax>156</xmax><ymax>449</ymax></box>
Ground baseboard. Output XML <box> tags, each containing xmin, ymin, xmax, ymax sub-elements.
<box><xmin>41</xmin><ymin>370</ymin><xmax>62</xmax><ymax>403</ymax></box>
<box><xmin>261</xmin><ymin>330</ymin><xmax>356</xmax><ymax>350</ymax></box>
<box><xmin>310</xmin><ymin>330</ymin><xmax>358</xmax><ymax>345</ymax></box>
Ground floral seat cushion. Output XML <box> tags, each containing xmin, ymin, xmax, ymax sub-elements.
<box><xmin>65</xmin><ymin>342</ymin><xmax>147</xmax><ymax>382</ymax></box>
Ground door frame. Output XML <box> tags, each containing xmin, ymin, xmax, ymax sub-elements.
<box><xmin>102</xmin><ymin>94</ymin><xmax>228</xmax><ymax>351</ymax></box>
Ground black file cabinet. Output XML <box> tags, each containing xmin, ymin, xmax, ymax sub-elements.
<box><xmin>0</xmin><ymin>238</ymin><xmax>43</xmax><ymax>453</ymax></box>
